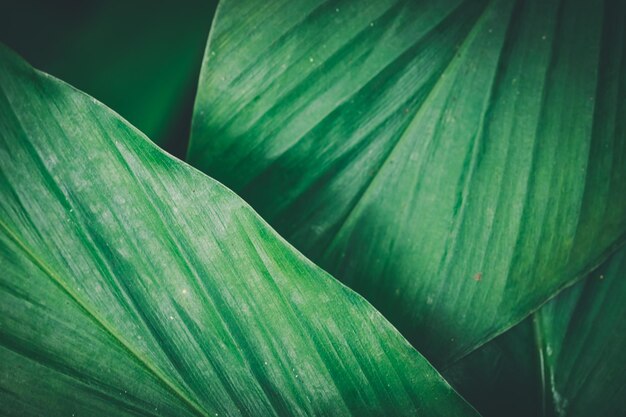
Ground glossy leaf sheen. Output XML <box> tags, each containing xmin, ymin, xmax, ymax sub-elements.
<box><xmin>0</xmin><ymin>47</ymin><xmax>478</xmax><ymax>417</ymax></box>
<box><xmin>445</xmin><ymin>245</ymin><xmax>626</xmax><ymax>417</ymax></box>
<box><xmin>189</xmin><ymin>0</ymin><xmax>626</xmax><ymax>365</ymax></box>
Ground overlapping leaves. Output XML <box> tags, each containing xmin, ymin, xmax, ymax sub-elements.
<box><xmin>189</xmin><ymin>0</ymin><xmax>626</xmax><ymax>366</ymax></box>
<box><xmin>445</xmin><ymin>245</ymin><xmax>626</xmax><ymax>417</ymax></box>
<box><xmin>0</xmin><ymin>45</ymin><xmax>477</xmax><ymax>417</ymax></box>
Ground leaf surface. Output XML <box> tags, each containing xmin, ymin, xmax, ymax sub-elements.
<box><xmin>0</xmin><ymin>45</ymin><xmax>479</xmax><ymax>417</ymax></box>
<box><xmin>189</xmin><ymin>0</ymin><xmax>626</xmax><ymax>365</ymax></box>
<box><xmin>444</xmin><ymin>245</ymin><xmax>626</xmax><ymax>417</ymax></box>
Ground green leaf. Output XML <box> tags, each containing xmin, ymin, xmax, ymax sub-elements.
<box><xmin>534</xmin><ymin>249</ymin><xmax>626</xmax><ymax>417</ymax></box>
<box><xmin>0</xmin><ymin>45</ymin><xmax>478</xmax><ymax>417</ymax></box>
<box><xmin>0</xmin><ymin>0</ymin><xmax>216</xmax><ymax>150</ymax></box>
<box><xmin>188</xmin><ymin>0</ymin><xmax>626</xmax><ymax>365</ymax></box>
<box><xmin>444</xmin><ymin>244</ymin><xmax>626</xmax><ymax>417</ymax></box>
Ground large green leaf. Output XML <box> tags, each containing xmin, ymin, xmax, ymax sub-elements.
<box><xmin>0</xmin><ymin>0</ymin><xmax>216</xmax><ymax>151</ymax></box>
<box><xmin>188</xmin><ymin>0</ymin><xmax>626</xmax><ymax>365</ymax></box>
<box><xmin>0</xmin><ymin>45</ymin><xmax>478</xmax><ymax>417</ymax></box>
<box><xmin>445</xmin><ymin>244</ymin><xmax>626</xmax><ymax>417</ymax></box>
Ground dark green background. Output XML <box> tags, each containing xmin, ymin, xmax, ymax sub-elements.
<box><xmin>0</xmin><ymin>0</ymin><xmax>217</xmax><ymax>156</ymax></box>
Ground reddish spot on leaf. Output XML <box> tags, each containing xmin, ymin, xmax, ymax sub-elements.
<box><xmin>473</xmin><ymin>272</ymin><xmax>482</xmax><ymax>282</ymax></box>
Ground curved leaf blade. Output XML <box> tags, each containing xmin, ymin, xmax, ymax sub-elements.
<box><xmin>535</xmin><ymin>248</ymin><xmax>626</xmax><ymax>417</ymax></box>
<box><xmin>444</xmin><ymin>245</ymin><xmax>626</xmax><ymax>417</ymax></box>
<box><xmin>188</xmin><ymin>0</ymin><xmax>626</xmax><ymax>365</ymax></box>
<box><xmin>0</xmin><ymin>45</ymin><xmax>478</xmax><ymax>417</ymax></box>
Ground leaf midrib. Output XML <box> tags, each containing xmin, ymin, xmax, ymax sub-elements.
<box><xmin>0</xmin><ymin>219</ymin><xmax>211</xmax><ymax>417</ymax></box>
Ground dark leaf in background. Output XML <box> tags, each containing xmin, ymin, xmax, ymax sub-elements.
<box><xmin>442</xmin><ymin>318</ymin><xmax>541</xmax><ymax>417</ymax></box>
<box><xmin>445</xmin><ymin>244</ymin><xmax>626</xmax><ymax>417</ymax></box>
<box><xmin>0</xmin><ymin>0</ymin><xmax>217</xmax><ymax>155</ymax></box>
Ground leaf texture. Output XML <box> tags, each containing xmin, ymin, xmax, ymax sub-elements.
<box><xmin>533</xmin><ymin>247</ymin><xmax>626</xmax><ymax>417</ymax></box>
<box><xmin>444</xmin><ymin>244</ymin><xmax>626</xmax><ymax>417</ymax></box>
<box><xmin>0</xmin><ymin>46</ymin><xmax>478</xmax><ymax>417</ymax></box>
<box><xmin>188</xmin><ymin>0</ymin><xmax>626</xmax><ymax>365</ymax></box>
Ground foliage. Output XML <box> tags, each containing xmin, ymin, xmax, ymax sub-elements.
<box><xmin>189</xmin><ymin>0</ymin><xmax>626</xmax><ymax>368</ymax></box>
<box><xmin>1</xmin><ymin>0</ymin><xmax>625</xmax><ymax>415</ymax></box>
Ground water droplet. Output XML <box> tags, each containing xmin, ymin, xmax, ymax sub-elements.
<box><xmin>309</xmin><ymin>57</ymin><xmax>314</xmax><ymax>63</ymax></box>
